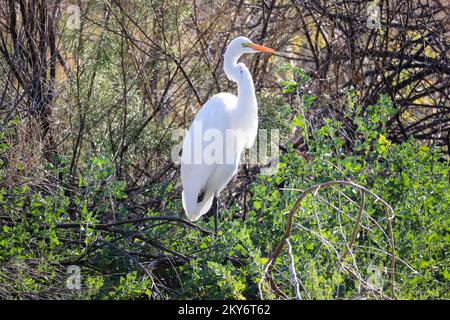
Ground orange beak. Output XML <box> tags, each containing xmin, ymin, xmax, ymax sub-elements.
<box><xmin>249</xmin><ymin>43</ymin><xmax>275</xmax><ymax>54</ymax></box>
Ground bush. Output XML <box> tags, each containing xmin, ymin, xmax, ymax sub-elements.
<box><xmin>1</xmin><ymin>63</ymin><xmax>449</xmax><ymax>300</ymax></box>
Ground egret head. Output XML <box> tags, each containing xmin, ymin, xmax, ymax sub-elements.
<box><xmin>224</xmin><ymin>37</ymin><xmax>275</xmax><ymax>82</ymax></box>
<box><xmin>227</xmin><ymin>36</ymin><xmax>275</xmax><ymax>56</ymax></box>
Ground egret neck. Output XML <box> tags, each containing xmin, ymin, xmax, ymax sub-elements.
<box><xmin>223</xmin><ymin>49</ymin><xmax>258</xmax><ymax>121</ymax></box>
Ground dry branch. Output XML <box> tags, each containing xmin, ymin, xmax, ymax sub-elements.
<box><xmin>260</xmin><ymin>180</ymin><xmax>396</xmax><ymax>299</ymax></box>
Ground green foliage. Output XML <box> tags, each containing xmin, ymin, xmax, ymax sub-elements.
<box><xmin>166</xmin><ymin>67</ymin><xmax>450</xmax><ymax>299</ymax></box>
<box><xmin>1</xmin><ymin>64</ymin><xmax>449</xmax><ymax>300</ymax></box>
<box><xmin>107</xmin><ymin>272</ymin><xmax>153</xmax><ymax>300</ymax></box>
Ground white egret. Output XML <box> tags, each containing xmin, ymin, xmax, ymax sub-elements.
<box><xmin>181</xmin><ymin>36</ymin><xmax>275</xmax><ymax>233</ymax></box>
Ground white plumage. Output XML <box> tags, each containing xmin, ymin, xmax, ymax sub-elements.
<box><xmin>181</xmin><ymin>36</ymin><xmax>275</xmax><ymax>226</ymax></box>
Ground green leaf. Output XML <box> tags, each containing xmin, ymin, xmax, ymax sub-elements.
<box><xmin>291</xmin><ymin>116</ymin><xmax>304</xmax><ymax>128</ymax></box>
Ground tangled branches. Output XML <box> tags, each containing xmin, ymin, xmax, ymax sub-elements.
<box><xmin>259</xmin><ymin>180</ymin><xmax>397</xmax><ymax>300</ymax></box>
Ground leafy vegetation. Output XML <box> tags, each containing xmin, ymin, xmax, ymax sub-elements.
<box><xmin>1</xmin><ymin>62</ymin><xmax>449</xmax><ymax>299</ymax></box>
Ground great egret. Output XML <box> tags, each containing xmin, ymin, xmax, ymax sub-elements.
<box><xmin>181</xmin><ymin>36</ymin><xmax>275</xmax><ymax>233</ymax></box>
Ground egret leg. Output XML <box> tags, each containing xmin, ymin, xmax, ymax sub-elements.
<box><xmin>212</xmin><ymin>196</ymin><xmax>218</xmax><ymax>236</ymax></box>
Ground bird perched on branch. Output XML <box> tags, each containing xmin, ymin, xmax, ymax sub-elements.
<box><xmin>181</xmin><ymin>36</ymin><xmax>275</xmax><ymax>234</ymax></box>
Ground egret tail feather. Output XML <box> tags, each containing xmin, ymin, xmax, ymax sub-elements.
<box><xmin>182</xmin><ymin>190</ymin><xmax>214</xmax><ymax>221</ymax></box>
